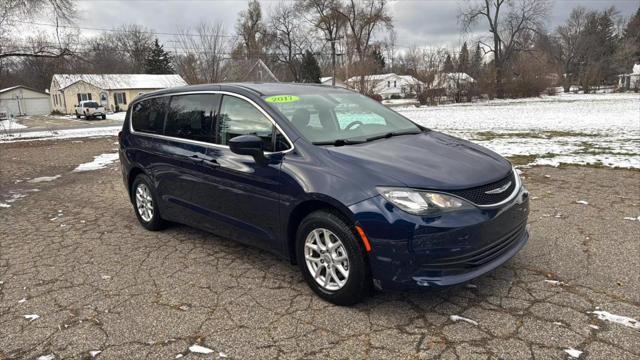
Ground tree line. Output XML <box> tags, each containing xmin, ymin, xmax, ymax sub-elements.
<box><xmin>1</xmin><ymin>0</ymin><xmax>639</xmax><ymax>100</ymax></box>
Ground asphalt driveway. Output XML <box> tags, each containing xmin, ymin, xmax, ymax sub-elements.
<box><xmin>0</xmin><ymin>137</ymin><xmax>638</xmax><ymax>359</ymax></box>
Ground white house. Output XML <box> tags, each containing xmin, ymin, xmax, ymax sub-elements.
<box><xmin>346</xmin><ymin>73</ymin><xmax>424</xmax><ymax>99</ymax></box>
<box><xmin>0</xmin><ymin>85</ymin><xmax>51</xmax><ymax>118</ymax></box>
<box><xmin>319</xmin><ymin>77</ymin><xmax>347</xmax><ymax>88</ymax></box>
<box><xmin>49</xmin><ymin>74</ymin><xmax>187</xmax><ymax>114</ymax></box>
<box><xmin>618</xmin><ymin>63</ymin><xmax>640</xmax><ymax>90</ymax></box>
<box><xmin>431</xmin><ymin>72</ymin><xmax>475</xmax><ymax>93</ymax></box>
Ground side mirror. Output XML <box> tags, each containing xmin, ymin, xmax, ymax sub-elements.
<box><xmin>229</xmin><ymin>135</ymin><xmax>267</xmax><ymax>164</ymax></box>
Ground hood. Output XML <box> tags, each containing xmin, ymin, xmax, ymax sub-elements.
<box><xmin>325</xmin><ymin>131</ymin><xmax>512</xmax><ymax>190</ymax></box>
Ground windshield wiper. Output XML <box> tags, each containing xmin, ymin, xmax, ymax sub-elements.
<box><xmin>312</xmin><ymin>138</ymin><xmax>366</xmax><ymax>146</ymax></box>
<box><xmin>365</xmin><ymin>129</ymin><xmax>422</xmax><ymax>142</ymax></box>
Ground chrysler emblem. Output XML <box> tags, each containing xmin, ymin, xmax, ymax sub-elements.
<box><xmin>485</xmin><ymin>181</ymin><xmax>512</xmax><ymax>194</ymax></box>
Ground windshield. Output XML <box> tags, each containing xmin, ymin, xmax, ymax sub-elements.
<box><xmin>265</xmin><ymin>91</ymin><xmax>421</xmax><ymax>144</ymax></box>
<box><xmin>84</xmin><ymin>102</ymin><xmax>99</xmax><ymax>108</ymax></box>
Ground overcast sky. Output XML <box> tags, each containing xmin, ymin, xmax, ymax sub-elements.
<box><xmin>60</xmin><ymin>0</ymin><xmax>639</xmax><ymax>51</ymax></box>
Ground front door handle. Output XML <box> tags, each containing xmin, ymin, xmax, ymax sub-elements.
<box><xmin>190</xmin><ymin>154</ymin><xmax>220</xmax><ymax>168</ymax></box>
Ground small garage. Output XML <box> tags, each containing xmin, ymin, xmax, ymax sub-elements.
<box><xmin>0</xmin><ymin>85</ymin><xmax>51</xmax><ymax>118</ymax></box>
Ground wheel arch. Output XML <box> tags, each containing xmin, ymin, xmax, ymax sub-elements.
<box><xmin>127</xmin><ymin>166</ymin><xmax>147</xmax><ymax>203</ymax></box>
<box><xmin>285</xmin><ymin>196</ymin><xmax>358</xmax><ymax>265</ymax></box>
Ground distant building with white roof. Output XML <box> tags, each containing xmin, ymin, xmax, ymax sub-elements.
<box><xmin>0</xmin><ymin>85</ymin><xmax>51</xmax><ymax>117</ymax></box>
<box><xmin>618</xmin><ymin>63</ymin><xmax>640</xmax><ymax>90</ymax></box>
<box><xmin>346</xmin><ymin>73</ymin><xmax>424</xmax><ymax>99</ymax></box>
<box><xmin>319</xmin><ymin>77</ymin><xmax>347</xmax><ymax>88</ymax></box>
<box><xmin>431</xmin><ymin>72</ymin><xmax>475</xmax><ymax>92</ymax></box>
<box><xmin>49</xmin><ymin>74</ymin><xmax>187</xmax><ymax>114</ymax></box>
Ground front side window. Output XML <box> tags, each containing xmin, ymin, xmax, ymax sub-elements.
<box><xmin>266</xmin><ymin>91</ymin><xmax>420</xmax><ymax>144</ymax></box>
<box><xmin>165</xmin><ymin>94</ymin><xmax>219</xmax><ymax>142</ymax></box>
<box><xmin>217</xmin><ymin>95</ymin><xmax>287</xmax><ymax>152</ymax></box>
<box><xmin>131</xmin><ymin>97</ymin><xmax>168</xmax><ymax>134</ymax></box>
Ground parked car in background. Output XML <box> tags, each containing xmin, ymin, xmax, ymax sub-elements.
<box><xmin>75</xmin><ymin>101</ymin><xmax>106</xmax><ymax>120</ymax></box>
<box><xmin>118</xmin><ymin>83</ymin><xmax>530</xmax><ymax>305</ymax></box>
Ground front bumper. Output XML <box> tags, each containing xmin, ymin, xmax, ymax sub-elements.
<box><xmin>349</xmin><ymin>186</ymin><xmax>530</xmax><ymax>291</ymax></box>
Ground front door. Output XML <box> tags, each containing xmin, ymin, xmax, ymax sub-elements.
<box><xmin>198</xmin><ymin>94</ymin><xmax>291</xmax><ymax>251</ymax></box>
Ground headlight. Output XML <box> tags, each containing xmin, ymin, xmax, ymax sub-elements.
<box><xmin>377</xmin><ymin>187</ymin><xmax>474</xmax><ymax>215</ymax></box>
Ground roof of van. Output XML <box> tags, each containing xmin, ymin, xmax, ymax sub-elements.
<box><xmin>134</xmin><ymin>82</ymin><xmax>353</xmax><ymax>101</ymax></box>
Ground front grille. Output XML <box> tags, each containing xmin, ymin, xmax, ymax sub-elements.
<box><xmin>422</xmin><ymin>223</ymin><xmax>527</xmax><ymax>269</ymax></box>
<box><xmin>448</xmin><ymin>171</ymin><xmax>516</xmax><ymax>206</ymax></box>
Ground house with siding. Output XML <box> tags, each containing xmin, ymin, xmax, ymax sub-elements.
<box><xmin>346</xmin><ymin>73</ymin><xmax>424</xmax><ymax>99</ymax></box>
<box><xmin>49</xmin><ymin>74</ymin><xmax>187</xmax><ymax>114</ymax></box>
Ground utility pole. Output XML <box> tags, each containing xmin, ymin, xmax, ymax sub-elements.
<box><xmin>327</xmin><ymin>35</ymin><xmax>344</xmax><ymax>86</ymax></box>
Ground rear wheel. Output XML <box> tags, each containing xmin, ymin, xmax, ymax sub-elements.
<box><xmin>296</xmin><ymin>210</ymin><xmax>371</xmax><ymax>305</ymax></box>
<box><xmin>101</xmin><ymin>114</ymin><xmax>106</xmax><ymax>120</ymax></box>
<box><xmin>131</xmin><ymin>174</ymin><xmax>166</xmax><ymax>231</ymax></box>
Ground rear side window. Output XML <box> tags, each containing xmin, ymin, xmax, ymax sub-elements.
<box><xmin>165</xmin><ymin>94</ymin><xmax>220</xmax><ymax>143</ymax></box>
<box><xmin>131</xmin><ymin>97</ymin><xmax>168</xmax><ymax>134</ymax></box>
<box><xmin>217</xmin><ymin>95</ymin><xmax>289</xmax><ymax>152</ymax></box>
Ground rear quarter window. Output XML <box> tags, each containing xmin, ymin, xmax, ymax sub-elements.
<box><xmin>131</xmin><ymin>97</ymin><xmax>169</xmax><ymax>134</ymax></box>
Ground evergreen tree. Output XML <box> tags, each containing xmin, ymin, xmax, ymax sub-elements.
<box><xmin>617</xmin><ymin>7</ymin><xmax>640</xmax><ymax>69</ymax></box>
<box><xmin>458</xmin><ymin>42</ymin><xmax>470</xmax><ymax>74</ymax></box>
<box><xmin>299</xmin><ymin>50</ymin><xmax>321</xmax><ymax>83</ymax></box>
<box><xmin>370</xmin><ymin>47</ymin><xmax>386</xmax><ymax>74</ymax></box>
<box><xmin>471</xmin><ymin>43</ymin><xmax>483</xmax><ymax>79</ymax></box>
<box><xmin>443</xmin><ymin>53</ymin><xmax>455</xmax><ymax>73</ymax></box>
<box><xmin>144</xmin><ymin>39</ymin><xmax>174</xmax><ymax>74</ymax></box>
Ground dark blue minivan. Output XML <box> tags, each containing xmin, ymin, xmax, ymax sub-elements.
<box><xmin>119</xmin><ymin>83</ymin><xmax>529</xmax><ymax>305</ymax></box>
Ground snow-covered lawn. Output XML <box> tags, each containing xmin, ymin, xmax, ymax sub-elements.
<box><xmin>396</xmin><ymin>93</ymin><xmax>640</xmax><ymax>169</ymax></box>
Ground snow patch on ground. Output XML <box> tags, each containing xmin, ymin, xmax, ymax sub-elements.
<box><xmin>396</xmin><ymin>93</ymin><xmax>640</xmax><ymax>169</ymax></box>
<box><xmin>590</xmin><ymin>310</ymin><xmax>640</xmax><ymax>330</ymax></box>
<box><xmin>36</xmin><ymin>355</ymin><xmax>55</xmax><ymax>360</ymax></box>
<box><xmin>189</xmin><ymin>344</ymin><xmax>214</xmax><ymax>354</ymax></box>
<box><xmin>0</xmin><ymin>126</ymin><xmax>120</xmax><ymax>143</ymax></box>
<box><xmin>106</xmin><ymin>112</ymin><xmax>127</xmax><ymax>121</ymax></box>
<box><xmin>73</xmin><ymin>153</ymin><xmax>119</xmax><ymax>172</ymax></box>
<box><xmin>23</xmin><ymin>314</ymin><xmax>40</xmax><ymax>321</ymax></box>
<box><xmin>27</xmin><ymin>175</ymin><xmax>61</xmax><ymax>183</ymax></box>
<box><xmin>0</xmin><ymin>118</ymin><xmax>27</xmax><ymax>130</ymax></box>
<box><xmin>564</xmin><ymin>347</ymin><xmax>583</xmax><ymax>358</ymax></box>
<box><xmin>449</xmin><ymin>315</ymin><xmax>478</xmax><ymax>326</ymax></box>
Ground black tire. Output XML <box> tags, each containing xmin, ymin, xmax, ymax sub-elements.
<box><xmin>131</xmin><ymin>174</ymin><xmax>167</xmax><ymax>231</ymax></box>
<box><xmin>101</xmin><ymin>115</ymin><xmax>106</xmax><ymax>120</ymax></box>
<box><xmin>76</xmin><ymin>113</ymin><xmax>80</xmax><ymax>119</ymax></box>
<box><xmin>296</xmin><ymin>210</ymin><xmax>371</xmax><ymax>305</ymax></box>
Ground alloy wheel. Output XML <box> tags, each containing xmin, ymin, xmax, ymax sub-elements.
<box><xmin>135</xmin><ymin>183</ymin><xmax>154</xmax><ymax>222</ymax></box>
<box><xmin>304</xmin><ymin>228</ymin><xmax>350</xmax><ymax>291</ymax></box>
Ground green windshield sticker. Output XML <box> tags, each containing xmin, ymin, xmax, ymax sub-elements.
<box><xmin>265</xmin><ymin>95</ymin><xmax>300</xmax><ymax>103</ymax></box>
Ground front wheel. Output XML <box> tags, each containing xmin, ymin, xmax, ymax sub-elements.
<box><xmin>101</xmin><ymin>115</ymin><xmax>106</xmax><ymax>120</ymax></box>
<box><xmin>296</xmin><ymin>210</ymin><xmax>371</xmax><ymax>305</ymax></box>
<box><xmin>131</xmin><ymin>174</ymin><xmax>167</xmax><ymax>231</ymax></box>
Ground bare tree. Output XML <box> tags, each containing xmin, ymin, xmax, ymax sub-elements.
<box><xmin>113</xmin><ymin>24</ymin><xmax>153</xmax><ymax>73</ymax></box>
<box><xmin>269</xmin><ymin>2</ymin><xmax>310</xmax><ymax>81</ymax></box>
<box><xmin>337</xmin><ymin>0</ymin><xmax>392</xmax><ymax>93</ymax></box>
<box><xmin>554</xmin><ymin>7</ymin><xmax>587</xmax><ymax>92</ymax></box>
<box><xmin>301</xmin><ymin>0</ymin><xmax>344</xmax><ymax>85</ymax></box>
<box><xmin>236</xmin><ymin>0</ymin><xmax>267</xmax><ymax>61</ymax></box>
<box><xmin>175</xmin><ymin>22</ymin><xmax>229</xmax><ymax>84</ymax></box>
<box><xmin>460</xmin><ymin>0</ymin><xmax>550</xmax><ymax>98</ymax></box>
<box><xmin>382</xmin><ymin>28</ymin><xmax>397</xmax><ymax>72</ymax></box>
<box><xmin>0</xmin><ymin>0</ymin><xmax>76</xmax><ymax>60</ymax></box>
